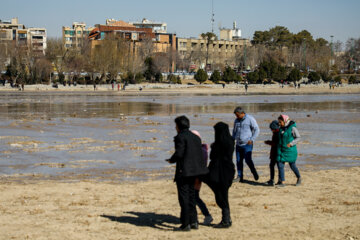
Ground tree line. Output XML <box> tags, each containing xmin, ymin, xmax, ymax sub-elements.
<box><xmin>0</xmin><ymin>26</ymin><xmax>359</xmax><ymax>85</ymax></box>
<box><xmin>0</xmin><ymin>36</ymin><xmax>177</xmax><ymax>85</ymax></box>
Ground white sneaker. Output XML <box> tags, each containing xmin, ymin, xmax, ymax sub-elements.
<box><xmin>203</xmin><ymin>215</ymin><xmax>213</xmax><ymax>225</ymax></box>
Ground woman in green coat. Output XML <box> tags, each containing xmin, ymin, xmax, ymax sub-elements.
<box><xmin>276</xmin><ymin>115</ymin><xmax>302</xmax><ymax>187</ymax></box>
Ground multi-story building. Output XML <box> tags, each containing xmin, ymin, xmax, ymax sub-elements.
<box><xmin>177</xmin><ymin>23</ymin><xmax>250</xmax><ymax>71</ymax></box>
<box><xmin>62</xmin><ymin>22</ymin><xmax>94</xmax><ymax>49</ymax></box>
<box><xmin>0</xmin><ymin>17</ymin><xmax>47</xmax><ymax>56</ymax></box>
<box><xmin>88</xmin><ymin>19</ymin><xmax>176</xmax><ymax>71</ymax></box>
<box><xmin>219</xmin><ymin>21</ymin><xmax>242</xmax><ymax>41</ymax></box>
<box><xmin>129</xmin><ymin>18</ymin><xmax>167</xmax><ymax>33</ymax></box>
<box><xmin>28</xmin><ymin>28</ymin><xmax>47</xmax><ymax>55</ymax></box>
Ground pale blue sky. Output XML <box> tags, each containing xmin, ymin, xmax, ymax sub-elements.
<box><xmin>1</xmin><ymin>0</ymin><xmax>359</xmax><ymax>44</ymax></box>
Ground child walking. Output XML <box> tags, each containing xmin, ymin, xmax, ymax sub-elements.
<box><xmin>264</xmin><ymin>120</ymin><xmax>280</xmax><ymax>186</ymax></box>
<box><xmin>191</xmin><ymin>130</ymin><xmax>213</xmax><ymax>225</ymax></box>
<box><xmin>277</xmin><ymin>115</ymin><xmax>302</xmax><ymax>187</ymax></box>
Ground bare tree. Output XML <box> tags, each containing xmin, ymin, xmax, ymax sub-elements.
<box><xmin>46</xmin><ymin>38</ymin><xmax>69</xmax><ymax>83</ymax></box>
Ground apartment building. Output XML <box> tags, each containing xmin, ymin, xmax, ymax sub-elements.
<box><xmin>0</xmin><ymin>17</ymin><xmax>47</xmax><ymax>55</ymax></box>
<box><xmin>62</xmin><ymin>22</ymin><xmax>94</xmax><ymax>49</ymax></box>
<box><xmin>129</xmin><ymin>18</ymin><xmax>167</xmax><ymax>33</ymax></box>
<box><xmin>28</xmin><ymin>28</ymin><xmax>47</xmax><ymax>55</ymax></box>
<box><xmin>87</xmin><ymin>19</ymin><xmax>176</xmax><ymax>72</ymax></box>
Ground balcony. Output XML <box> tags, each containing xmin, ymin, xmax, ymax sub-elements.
<box><xmin>31</xmin><ymin>31</ymin><xmax>45</xmax><ymax>35</ymax></box>
<box><xmin>31</xmin><ymin>39</ymin><xmax>44</xmax><ymax>44</ymax></box>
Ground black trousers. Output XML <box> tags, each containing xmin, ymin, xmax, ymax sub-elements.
<box><xmin>207</xmin><ymin>182</ymin><xmax>231</xmax><ymax>223</ymax></box>
<box><xmin>269</xmin><ymin>158</ymin><xmax>279</xmax><ymax>181</ymax></box>
<box><xmin>176</xmin><ymin>176</ymin><xmax>197</xmax><ymax>226</ymax></box>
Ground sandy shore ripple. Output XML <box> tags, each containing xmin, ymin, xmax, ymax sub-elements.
<box><xmin>0</xmin><ymin>166</ymin><xmax>359</xmax><ymax>240</ymax></box>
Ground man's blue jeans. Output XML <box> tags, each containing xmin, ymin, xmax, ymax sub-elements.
<box><xmin>236</xmin><ymin>144</ymin><xmax>258</xmax><ymax>179</ymax></box>
<box><xmin>277</xmin><ymin>161</ymin><xmax>301</xmax><ymax>182</ymax></box>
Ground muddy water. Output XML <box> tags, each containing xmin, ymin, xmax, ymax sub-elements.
<box><xmin>0</xmin><ymin>93</ymin><xmax>359</xmax><ymax>181</ymax></box>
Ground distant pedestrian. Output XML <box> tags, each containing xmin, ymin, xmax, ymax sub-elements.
<box><xmin>245</xmin><ymin>82</ymin><xmax>248</xmax><ymax>93</ymax></box>
<box><xmin>21</xmin><ymin>83</ymin><xmax>24</xmax><ymax>91</ymax></box>
<box><xmin>298</xmin><ymin>83</ymin><xmax>300</xmax><ymax>89</ymax></box>
<box><xmin>112</xmin><ymin>81</ymin><xmax>114</xmax><ymax>90</ymax></box>
<box><xmin>93</xmin><ymin>82</ymin><xmax>97</xmax><ymax>91</ymax></box>
<box><xmin>276</xmin><ymin>115</ymin><xmax>302</xmax><ymax>187</ymax></box>
<box><xmin>232</xmin><ymin>107</ymin><xmax>260</xmax><ymax>182</ymax></box>
<box><xmin>117</xmin><ymin>83</ymin><xmax>120</xmax><ymax>91</ymax></box>
<box><xmin>222</xmin><ymin>83</ymin><xmax>225</xmax><ymax>89</ymax></box>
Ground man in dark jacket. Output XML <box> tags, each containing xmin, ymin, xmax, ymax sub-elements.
<box><xmin>167</xmin><ymin>115</ymin><xmax>209</xmax><ymax>231</ymax></box>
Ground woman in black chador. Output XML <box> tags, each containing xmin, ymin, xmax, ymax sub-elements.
<box><xmin>205</xmin><ymin>122</ymin><xmax>235</xmax><ymax>228</ymax></box>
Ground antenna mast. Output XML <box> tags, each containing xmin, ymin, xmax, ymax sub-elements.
<box><xmin>211</xmin><ymin>0</ymin><xmax>215</xmax><ymax>33</ymax></box>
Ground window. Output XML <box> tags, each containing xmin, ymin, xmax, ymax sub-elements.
<box><xmin>32</xmin><ymin>36</ymin><xmax>43</xmax><ymax>39</ymax></box>
<box><xmin>18</xmin><ymin>33</ymin><xmax>27</xmax><ymax>39</ymax></box>
<box><xmin>65</xmin><ymin>30</ymin><xmax>75</xmax><ymax>36</ymax></box>
<box><xmin>0</xmin><ymin>32</ymin><xmax>7</xmax><ymax>39</ymax></box>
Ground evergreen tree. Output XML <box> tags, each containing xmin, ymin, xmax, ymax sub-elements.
<box><xmin>194</xmin><ymin>69</ymin><xmax>208</xmax><ymax>84</ymax></box>
<box><xmin>210</xmin><ymin>70</ymin><xmax>221</xmax><ymax>83</ymax></box>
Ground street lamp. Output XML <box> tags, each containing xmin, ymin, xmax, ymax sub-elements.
<box><xmin>330</xmin><ymin>35</ymin><xmax>334</xmax><ymax>66</ymax></box>
<box><xmin>243</xmin><ymin>41</ymin><xmax>247</xmax><ymax>71</ymax></box>
<box><xmin>303</xmin><ymin>38</ymin><xmax>306</xmax><ymax>71</ymax></box>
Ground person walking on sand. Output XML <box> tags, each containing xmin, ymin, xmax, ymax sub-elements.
<box><xmin>204</xmin><ymin>122</ymin><xmax>235</xmax><ymax>228</ymax></box>
<box><xmin>191</xmin><ymin>130</ymin><xmax>213</xmax><ymax>226</ymax></box>
<box><xmin>264</xmin><ymin>120</ymin><xmax>280</xmax><ymax>186</ymax></box>
<box><xmin>232</xmin><ymin>107</ymin><xmax>260</xmax><ymax>182</ymax></box>
<box><xmin>276</xmin><ymin>115</ymin><xmax>302</xmax><ymax>187</ymax></box>
<box><xmin>166</xmin><ymin>116</ymin><xmax>209</xmax><ymax>231</ymax></box>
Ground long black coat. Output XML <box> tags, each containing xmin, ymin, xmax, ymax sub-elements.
<box><xmin>169</xmin><ymin>129</ymin><xmax>209</xmax><ymax>180</ymax></box>
<box><xmin>206</xmin><ymin>123</ymin><xmax>235</xmax><ymax>188</ymax></box>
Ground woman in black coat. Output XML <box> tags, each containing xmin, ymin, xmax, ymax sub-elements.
<box><xmin>205</xmin><ymin>122</ymin><xmax>235</xmax><ymax>228</ymax></box>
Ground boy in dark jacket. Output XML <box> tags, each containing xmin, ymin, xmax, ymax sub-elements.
<box><xmin>264</xmin><ymin>120</ymin><xmax>280</xmax><ymax>186</ymax></box>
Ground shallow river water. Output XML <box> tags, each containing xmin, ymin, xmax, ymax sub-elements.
<box><xmin>0</xmin><ymin>92</ymin><xmax>359</xmax><ymax>181</ymax></box>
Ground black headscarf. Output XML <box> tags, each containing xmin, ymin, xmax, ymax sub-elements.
<box><xmin>213</xmin><ymin>122</ymin><xmax>234</xmax><ymax>151</ymax></box>
<box><xmin>207</xmin><ymin>122</ymin><xmax>235</xmax><ymax>187</ymax></box>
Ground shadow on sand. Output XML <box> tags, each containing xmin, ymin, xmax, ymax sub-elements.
<box><xmin>101</xmin><ymin>211</ymin><xmax>179</xmax><ymax>230</ymax></box>
<box><xmin>239</xmin><ymin>179</ymin><xmax>270</xmax><ymax>186</ymax></box>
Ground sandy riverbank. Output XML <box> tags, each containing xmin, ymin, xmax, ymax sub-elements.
<box><xmin>1</xmin><ymin>83</ymin><xmax>360</xmax><ymax>95</ymax></box>
<box><xmin>0</xmin><ymin>166</ymin><xmax>359</xmax><ymax>240</ymax></box>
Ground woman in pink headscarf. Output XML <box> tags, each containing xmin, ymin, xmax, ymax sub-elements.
<box><xmin>276</xmin><ymin>114</ymin><xmax>302</xmax><ymax>187</ymax></box>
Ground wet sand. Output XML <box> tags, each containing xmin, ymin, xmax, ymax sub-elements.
<box><xmin>0</xmin><ymin>166</ymin><xmax>359</xmax><ymax>240</ymax></box>
<box><xmin>0</xmin><ymin>92</ymin><xmax>359</xmax><ymax>239</ymax></box>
